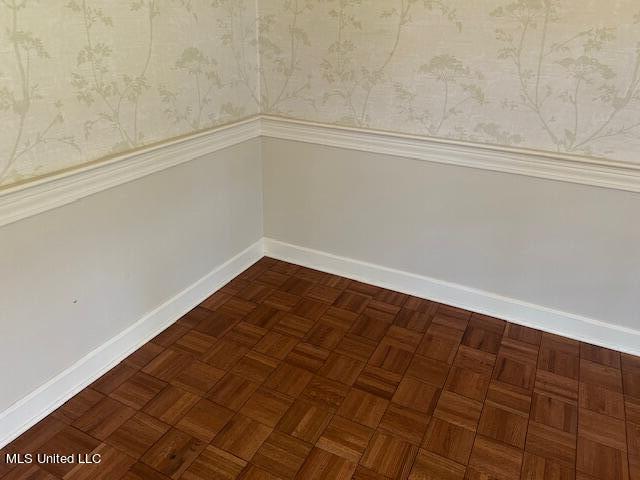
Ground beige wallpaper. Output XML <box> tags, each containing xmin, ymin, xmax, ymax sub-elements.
<box><xmin>2</xmin><ymin>0</ymin><xmax>640</xmax><ymax>188</ymax></box>
<box><xmin>258</xmin><ymin>0</ymin><xmax>640</xmax><ymax>162</ymax></box>
<box><xmin>0</xmin><ymin>0</ymin><xmax>259</xmax><ymax>186</ymax></box>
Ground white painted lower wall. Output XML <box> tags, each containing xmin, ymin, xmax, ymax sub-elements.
<box><xmin>0</xmin><ymin>139</ymin><xmax>263</xmax><ymax>447</ymax></box>
<box><xmin>262</xmin><ymin>138</ymin><xmax>640</xmax><ymax>351</ymax></box>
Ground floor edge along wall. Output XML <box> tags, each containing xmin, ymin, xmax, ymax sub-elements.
<box><xmin>2</xmin><ymin>237</ymin><xmax>640</xmax><ymax>448</ymax></box>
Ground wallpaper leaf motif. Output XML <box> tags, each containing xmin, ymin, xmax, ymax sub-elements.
<box><xmin>1</xmin><ymin>0</ymin><xmax>78</xmax><ymax>181</ymax></box>
<box><xmin>492</xmin><ymin>0</ymin><xmax>640</xmax><ymax>156</ymax></box>
<box><xmin>2</xmin><ymin>0</ymin><xmax>640</xmax><ymax>188</ymax></box>
<box><xmin>320</xmin><ymin>0</ymin><xmax>460</xmax><ymax>127</ymax></box>
<box><xmin>68</xmin><ymin>0</ymin><xmax>158</xmax><ymax>151</ymax></box>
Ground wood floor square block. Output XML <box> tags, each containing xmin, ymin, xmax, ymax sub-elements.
<box><xmin>304</xmin><ymin>321</ymin><xmax>346</xmax><ymax>350</ymax></box>
<box><xmin>194</xmin><ymin>312</ymin><xmax>237</xmax><ymax>338</ymax></box>
<box><xmin>245</xmin><ymin>305</ymin><xmax>285</xmax><ymax>330</ymax></box>
<box><xmin>453</xmin><ymin>345</ymin><xmax>496</xmax><ymax>373</ymax></box>
<box><xmin>505</xmin><ymin>323</ymin><xmax>543</xmax><ymax>346</ymax></box>
<box><xmin>106</xmin><ymin>412</ymin><xmax>169</xmax><ymax>459</ymax></box>
<box><xmin>408</xmin><ymin>450</ymin><xmax>466</xmax><ymax>480</ymax></box>
<box><xmin>445</xmin><ymin>366</ymin><xmax>491</xmax><ymax>401</ymax></box>
<box><xmin>212</xmin><ymin>414</ymin><xmax>272</xmax><ymax>461</ymax></box>
<box><xmin>579</xmin><ymin>382</ymin><xmax>625</xmax><ymax>419</ymax></box>
<box><xmin>153</xmin><ymin>324</ymin><xmax>190</xmax><ymax>348</ymax></box>
<box><xmin>350</xmin><ymin>315</ymin><xmax>390</xmax><ymax>343</ymax></box>
<box><xmin>493</xmin><ymin>354</ymin><xmax>536</xmax><ymax>392</ymax></box>
<box><xmin>172</xmin><ymin>330</ymin><xmax>217</xmax><ymax>357</ymax></box>
<box><xmin>535</xmin><ymin>369</ymin><xmax>579</xmax><ymax>404</ymax></box>
<box><xmin>385</xmin><ymin>325</ymin><xmax>423</xmax><ymax>350</ymax></box>
<box><xmin>316</xmin><ymin>416</ymin><xmax>373</xmax><ymax>462</ymax></box>
<box><xmin>353</xmin><ymin>363</ymin><xmax>401</xmax><ymax>399</ymax></box>
<box><xmin>180</xmin><ymin>445</ymin><xmax>246</xmax><ymax>480</ymax></box>
<box><xmin>123</xmin><ymin>342</ymin><xmax>165</xmax><ymax>370</ymax></box>
<box><xmin>337</xmin><ymin>388</ymin><xmax>389</xmax><ymax>428</ymax></box>
<box><xmin>176</xmin><ymin>399</ymin><xmax>234</xmax><ymax>442</ymax></box>
<box><xmin>461</xmin><ymin>326</ymin><xmax>502</xmax><ymax>354</ymax></box>
<box><xmin>468</xmin><ymin>312</ymin><xmax>505</xmax><ymax>334</ymax></box>
<box><xmin>360</xmin><ymin>431</ymin><xmax>418</xmax><ymax>479</ymax></box>
<box><xmin>403</xmin><ymin>296</ymin><xmax>438</xmax><ymax>313</ymax></box>
<box><xmin>279</xmin><ymin>277</ymin><xmax>313</xmax><ymax>297</ymax></box>
<box><xmin>393</xmin><ymin>377</ymin><xmax>440</xmax><ymax>414</ymax></box>
<box><xmin>264</xmin><ymin>290</ymin><xmax>301</xmax><ymax>311</ymax></box>
<box><xmin>285</xmin><ymin>342</ymin><xmax>330</xmax><ymax>372</ymax></box>
<box><xmin>224</xmin><ymin>322</ymin><xmax>268</xmax><ymax>347</ymax></box>
<box><xmin>578</xmin><ymin>409</ymin><xmax>627</xmax><ymax>451</ymax></box>
<box><xmin>520</xmin><ymin>452</ymin><xmax>575</xmax><ymax>480</ymax></box>
<box><xmin>73</xmin><ymin>397</ymin><xmax>136</xmax><ymax>440</ymax></box>
<box><xmin>423</xmin><ymin>417</ymin><xmax>475</xmax><ymax>465</ymax></box>
<box><xmin>477</xmin><ymin>401</ymin><xmax>528</xmax><ymax>448</ymax></box>
<box><xmin>142</xmin><ymin>428</ymin><xmax>206</xmax><ymax>480</ymax></box>
<box><xmin>406</xmin><ymin>355</ymin><xmax>450</xmax><ymax>387</ymax></box>
<box><xmin>626</xmin><ymin>395</ymin><xmax>640</xmax><ymax>425</ymax></box>
<box><xmin>295</xmin><ymin>447</ymin><xmax>357</xmax><ymax>480</ymax></box>
<box><xmin>252</xmin><ymin>431</ymin><xmax>313</xmax><ymax>479</ymax></box>
<box><xmin>64</xmin><ymin>443</ymin><xmax>136</xmax><ymax>480</ymax></box>
<box><xmin>271</xmin><ymin>260</ymin><xmax>300</xmax><ymax>275</ymax></box>
<box><xmin>335</xmin><ymin>334</ymin><xmax>377</xmax><ymax>361</ymax></box>
<box><xmin>237</xmin><ymin>282</ymin><xmax>275</xmax><ymax>303</ymax></box>
<box><xmin>240</xmin><ymin>464</ymin><xmax>282</xmax><ymax>480</ymax></box>
<box><xmin>291</xmin><ymin>298</ymin><xmax>329</xmax><ymax>321</ymax></box>
<box><xmin>369</xmin><ymin>340</ymin><xmax>413</xmax><ymax>375</ymax></box>
<box><xmin>217</xmin><ymin>297</ymin><xmax>258</xmax><ymax>320</ymax></box>
<box><xmin>37</xmin><ymin>426</ymin><xmax>101</xmax><ymax>477</ymax></box>
<box><xmin>91</xmin><ymin>363</ymin><xmax>138</xmax><ymax>395</ymax></box>
<box><xmin>576</xmin><ymin>437</ymin><xmax>629</xmax><ymax>480</ymax></box>
<box><xmin>320</xmin><ymin>306</ymin><xmax>360</xmax><ymax>330</ymax></box>
<box><xmin>255</xmin><ymin>270</ymin><xmax>291</xmax><ymax>287</ymax></box>
<box><xmin>416</xmin><ymin>325</ymin><xmax>463</xmax><ymax>364</ymax></box>
<box><xmin>375</xmin><ymin>288</ymin><xmax>409</xmax><ymax>306</ymax></box>
<box><xmin>627</xmin><ymin>421</ymin><xmax>640</xmax><ymax>454</ymax></box>
<box><xmin>394</xmin><ymin>308</ymin><xmax>432</xmax><ymax>333</ymax></box>
<box><xmin>623</xmin><ymin>367</ymin><xmax>640</xmax><ymax>399</ymax></box>
<box><xmin>319</xmin><ymin>353</ymin><xmax>365</xmax><ymax>386</ymax></box>
<box><xmin>208</xmin><ymin>373</ymin><xmax>260</xmax><ymax>411</ymax></box>
<box><xmin>434</xmin><ymin>391</ymin><xmax>483</xmax><ymax>431</ymax></box>
<box><xmin>3</xmin><ymin>417</ymin><xmax>66</xmax><ymax>456</ymax></box>
<box><xmin>170</xmin><ymin>360</ymin><xmax>225</xmax><ymax>395</ymax></box>
<box><xmin>142</xmin><ymin>349</ymin><xmax>194</xmax><ymax>382</ymax></box>
<box><xmin>52</xmin><ymin>388</ymin><xmax>105</xmax><ymax>424</ymax></box>
<box><xmin>264</xmin><ymin>362</ymin><xmax>313</xmax><ymax>397</ymax></box>
<box><xmin>143</xmin><ymin>386</ymin><xmax>200</xmax><ymax>424</ymax></box>
<box><xmin>231</xmin><ymin>351</ymin><xmax>279</xmax><ymax>383</ymax></box>
<box><xmin>467</xmin><ymin>435</ymin><xmax>523</xmax><ymax>480</ymax></box>
<box><xmin>201</xmin><ymin>290</ymin><xmax>233</xmax><ymax>310</ymax></box>
<box><xmin>1</xmin><ymin>464</ymin><xmax>58</xmax><ymax>480</ymax></box>
<box><xmin>254</xmin><ymin>331</ymin><xmax>299</xmax><ymax>360</ymax></box>
<box><xmin>378</xmin><ymin>403</ymin><xmax>431</xmax><ymax>445</ymax></box>
<box><xmin>240</xmin><ymin>388</ymin><xmax>293</xmax><ymax>428</ymax></box>
<box><xmin>531</xmin><ymin>392</ymin><xmax>577</xmax><ymax>434</ymax></box>
<box><xmin>538</xmin><ymin>342</ymin><xmax>580</xmax><ymax>380</ymax></box>
<box><xmin>301</xmin><ymin>376</ymin><xmax>350</xmax><ymax>411</ymax></box>
<box><xmin>272</xmin><ymin>314</ymin><xmax>315</xmax><ymax>338</ymax></box>
<box><xmin>201</xmin><ymin>339</ymin><xmax>249</xmax><ymax>371</ymax></box>
<box><xmin>306</xmin><ymin>284</ymin><xmax>343</xmax><ymax>304</ymax></box>
<box><xmin>525</xmin><ymin>422</ymin><xmax>576</xmax><ymax>464</ymax></box>
<box><xmin>580</xmin><ymin>359</ymin><xmax>623</xmax><ymax>393</ymax></box>
<box><xmin>580</xmin><ymin>342</ymin><xmax>621</xmax><ymax>369</ymax></box>
<box><xmin>121</xmin><ymin>462</ymin><xmax>174</xmax><ymax>480</ymax></box>
<box><xmin>335</xmin><ymin>290</ymin><xmax>372</xmax><ymax>313</ymax></box>
<box><xmin>276</xmin><ymin>399</ymin><xmax>333</xmax><ymax>443</ymax></box>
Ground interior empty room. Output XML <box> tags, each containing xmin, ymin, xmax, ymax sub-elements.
<box><xmin>1</xmin><ymin>1</ymin><xmax>639</xmax><ymax>479</ymax></box>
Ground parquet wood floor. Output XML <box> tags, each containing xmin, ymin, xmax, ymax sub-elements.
<box><xmin>2</xmin><ymin>257</ymin><xmax>639</xmax><ymax>479</ymax></box>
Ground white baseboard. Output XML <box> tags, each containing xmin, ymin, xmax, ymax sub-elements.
<box><xmin>263</xmin><ymin>237</ymin><xmax>640</xmax><ymax>357</ymax></box>
<box><xmin>0</xmin><ymin>239</ymin><xmax>264</xmax><ymax>449</ymax></box>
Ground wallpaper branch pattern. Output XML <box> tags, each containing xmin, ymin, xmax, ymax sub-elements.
<box><xmin>1</xmin><ymin>0</ymin><xmax>639</xmax><ymax>187</ymax></box>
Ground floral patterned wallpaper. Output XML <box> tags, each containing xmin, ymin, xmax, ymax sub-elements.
<box><xmin>2</xmin><ymin>0</ymin><xmax>640</xmax><ymax>187</ymax></box>
<box><xmin>0</xmin><ymin>0</ymin><xmax>259</xmax><ymax>186</ymax></box>
<box><xmin>258</xmin><ymin>0</ymin><xmax>640</xmax><ymax>162</ymax></box>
